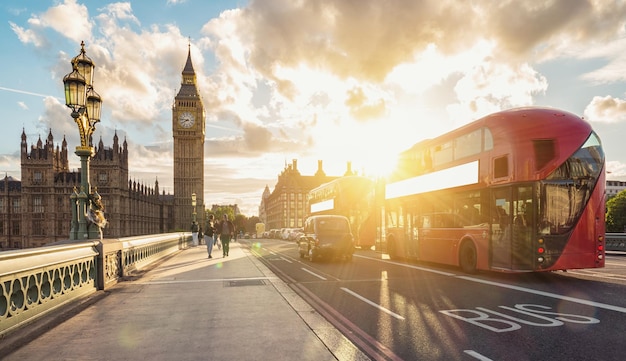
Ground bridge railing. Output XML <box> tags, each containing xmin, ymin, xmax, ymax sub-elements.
<box><xmin>606</xmin><ymin>233</ymin><xmax>626</xmax><ymax>252</ymax></box>
<box><xmin>0</xmin><ymin>232</ymin><xmax>191</xmax><ymax>339</ymax></box>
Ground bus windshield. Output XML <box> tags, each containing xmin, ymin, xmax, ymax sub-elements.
<box><xmin>540</xmin><ymin>132</ymin><xmax>605</xmax><ymax>235</ymax></box>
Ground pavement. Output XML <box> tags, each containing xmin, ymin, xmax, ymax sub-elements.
<box><xmin>3</xmin><ymin>240</ymin><xmax>370</xmax><ymax>361</ymax></box>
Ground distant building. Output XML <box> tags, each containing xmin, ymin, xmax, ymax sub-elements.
<box><xmin>0</xmin><ymin>130</ymin><xmax>174</xmax><ymax>250</ymax></box>
<box><xmin>264</xmin><ymin>159</ymin><xmax>345</xmax><ymax>230</ymax></box>
<box><xmin>606</xmin><ymin>180</ymin><xmax>626</xmax><ymax>199</ymax></box>
<box><xmin>258</xmin><ymin>185</ymin><xmax>271</xmax><ymax>225</ymax></box>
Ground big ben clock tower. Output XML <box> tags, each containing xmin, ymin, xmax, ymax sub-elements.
<box><xmin>173</xmin><ymin>44</ymin><xmax>205</xmax><ymax>230</ymax></box>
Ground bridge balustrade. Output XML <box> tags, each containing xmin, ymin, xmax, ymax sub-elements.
<box><xmin>606</xmin><ymin>233</ymin><xmax>626</xmax><ymax>252</ymax></box>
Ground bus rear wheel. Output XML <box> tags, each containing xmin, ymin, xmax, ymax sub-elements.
<box><xmin>459</xmin><ymin>241</ymin><xmax>477</xmax><ymax>274</ymax></box>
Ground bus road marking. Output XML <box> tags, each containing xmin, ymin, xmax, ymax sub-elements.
<box><xmin>464</xmin><ymin>350</ymin><xmax>493</xmax><ymax>361</ymax></box>
<box><xmin>301</xmin><ymin>268</ymin><xmax>327</xmax><ymax>280</ymax></box>
<box><xmin>441</xmin><ymin>303</ymin><xmax>599</xmax><ymax>333</ymax></box>
<box><xmin>341</xmin><ymin>287</ymin><xmax>405</xmax><ymax>320</ymax></box>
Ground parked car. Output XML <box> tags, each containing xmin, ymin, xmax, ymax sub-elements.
<box><xmin>288</xmin><ymin>228</ymin><xmax>303</xmax><ymax>241</ymax></box>
<box><xmin>298</xmin><ymin>215</ymin><xmax>354</xmax><ymax>262</ymax></box>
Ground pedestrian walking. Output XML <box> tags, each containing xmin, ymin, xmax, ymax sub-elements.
<box><xmin>205</xmin><ymin>214</ymin><xmax>217</xmax><ymax>259</ymax></box>
<box><xmin>191</xmin><ymin>221</ymin><xmax>199</xmax><ymax>247</ymax></box>
<box><xmin>217</xmin><ymin>214</ymin><xmax>235</xmax><ymax>257</ymax></box>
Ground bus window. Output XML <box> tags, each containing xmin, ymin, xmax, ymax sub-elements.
<box><xmin>455</xmin><ymin>129</ymin><xmax>482</xmax><ymax>160</ymax></box>
<box><xmin>456</xmin><ymin>191</ymin><xmax>483</xmax><ymax>227</ymax></box>
<box><xmin>494</xmin><ymin>155</ymin><xmax>509</xmax><ymax>179</ymax></box>
<box><xmin>433</xmin><ymin>141</ymin><xmax>454</xmax><ymax>166</ymax></box>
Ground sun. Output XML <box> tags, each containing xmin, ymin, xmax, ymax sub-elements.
<box><xmin>307</xmin><ymin>98</ymin><xmax>445</xmax><ymax>181</ymax></box>
<box><xmin>310</xmin><ymin>117</ymin><xmax>407</xmax><ymax>180</ymax></box>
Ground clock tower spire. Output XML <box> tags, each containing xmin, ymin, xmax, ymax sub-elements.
<box><xmin>173</xmin><ymin>43</ymin><xmax>205</xmax><ymax>230</ymax></box>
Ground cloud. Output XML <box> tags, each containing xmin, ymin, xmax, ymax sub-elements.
<box><xmin>449</xmin><ymin>61</ymin><xmax>549</xmax><ymax>120</ymax></box>
<box><xmin>9</xmin><ymin>21</ymin><xmax>47</xmax><ymax>47</ymax></box>
<box><xmin>242</xmin><ymin>122</ymin><xmax>272</xmax><ymax>151</ymax></box>
<box><xmin>584</xmin><ymin>96</ymin><xmax>626</xmax><ymax>124</ymax></box>
<box><xmin>607</xmin><ymin>160</ymin><xmax>626</xmax><ymax>179</ymax></box>
<box><xmin>97</xmin><ymin>2</ymin><xmax>139</xmax><ymax>25</ymax></box>
<box><xmin>40</xmin><ymin>96</ymin><xmax>77</xmax><ymax>135</ymax></box>
<box><xmin>345</xmin><ymin>86</ymin><xmax>387</xmax><ymax>121</ymax></box>
<box><xmin>580</xmin><ymin>38</ymin><xmax>626</xmax><ymax>84</ymax></box>
<box><xmin>0</xmin><ymin>154</ymin><xmax>21</xmax><ymax>178</ymax></box>
<box><xmin>197</xmin><ymin>0</ymin><xmax>626</xmax><ymax>140</ymax></box>
<box><xmin>28</xmin><ymin>0</ymin><xmax>93</xmax><ymax>44</ymax></box>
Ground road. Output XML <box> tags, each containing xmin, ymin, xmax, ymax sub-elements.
<box><xmin>240</xmin><ymin>238</ymin><xmax>626</xmax><ymax>361</ymax></box>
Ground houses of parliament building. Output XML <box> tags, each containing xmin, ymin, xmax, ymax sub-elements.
<box><xmin>0</xmin><ymin>130</ymin><xmax>173</xmax><ymax>249</ymax></box>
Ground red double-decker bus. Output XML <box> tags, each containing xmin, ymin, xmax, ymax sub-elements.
<box><xmin>308</xmin><ymin>176</ymin><xmax>377</xmax><ymax>249</ymax></box>
<box><xmin>384</xmin><ymin>107</ymin><xmax>605</xmax><ymax>273</ymax></box>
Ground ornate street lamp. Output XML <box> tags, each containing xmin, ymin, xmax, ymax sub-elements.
<box><xmin>191</xmin><ymin>192</ymin><xmax>197</xmax><ymax>223</ymax></box>
<box><xmin>63</xmin><ymin>41</ymin><xmax>105</xmax><ymax>240</ymax></box>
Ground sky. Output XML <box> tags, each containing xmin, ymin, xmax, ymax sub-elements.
<box><xmin>2</xmin><ymin>0</ymin><xmax>626</xmax><ymax>217</ymax></box>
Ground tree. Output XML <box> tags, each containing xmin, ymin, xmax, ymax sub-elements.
<box><xmin>606</xmin><ymin>190</ymin><xmax>626</xmax><ymax>232</ymax></box>
<box><xmin>234</xmin><ymin>214</ymin><xmax>246</xmax><ymax>234</ymax></box>
<box><xmin>213</xmin><ymin>206</ymin><xmax>235</xmax><ymax>224</ymax></box>
<box><xmin>245</xmin><ymin>216</ymin><xmax>261</xmax><ymax>235</ymax></box>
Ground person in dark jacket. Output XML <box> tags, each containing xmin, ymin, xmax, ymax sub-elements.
<box><xmin>191</xmin><ymin>221</ymin><xmax>199</xmax><ymax>247</ymax></box>
<box><xmin>205</xmin><ymin>214</ymin><xmax>217</xmax><ymax>259</ymax></box>
<box><xmin>217</xmin><ymin>214</ymin><xmax>235</xmax><ymax>257</ymax></box>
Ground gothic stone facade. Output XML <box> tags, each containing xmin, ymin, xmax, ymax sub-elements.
<box><xmin>0</xmin><ymin>130</ymin><xmax>173</xmax><ymax>249</ymax></box>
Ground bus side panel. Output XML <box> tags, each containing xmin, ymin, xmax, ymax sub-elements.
<box><xmin>417</xmin><ymin>228</ymin><xmax>491</xmax><ymax>269</ymax></box>
<box><xmin>419</xmin><ymin>228</ymin><xmax>457</xmax><ymax>266</ymax></box>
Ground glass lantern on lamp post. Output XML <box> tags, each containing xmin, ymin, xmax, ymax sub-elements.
<box><xmin>63</xmin><ymin>41</ymin><xmax>105</xmax><ymax>240</ymax></box>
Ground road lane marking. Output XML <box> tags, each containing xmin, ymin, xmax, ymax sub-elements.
<box><xmin>354</xmin><ymin>254</ymin><xmax>456</xmax><ymax>276</ymax></box>
<box><xmin>301</xmin><ymin>268</ymin><xmax>327</xmax><ymax>280</ymax></box>
<box><xmin>457</xmin><ymin>276</ymin><xmax>626</xmax><ymax>314</ymax></box>
<box><xmin>565</xmin><ymin>269</ymin><xmax>626</xmax><ymax>281</ymax></box>
<box><xmin>341</xmin><ymin>287</ymin><xmax>405</xmax><ymax>320</ymax></box>
<box><xmin>464</xmin><ymin>350</ymin><xmax>493</xmax><ymax>360</ymax></box>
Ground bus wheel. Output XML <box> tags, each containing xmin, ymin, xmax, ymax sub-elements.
<box><xmin>459</xmin><ymin>241</ymin><xmax>477</xmax><ymax>274</ymax></box>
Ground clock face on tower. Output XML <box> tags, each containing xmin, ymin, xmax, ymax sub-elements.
<box><xmin>178</xmin><ymin>111</ymin><xmax>195</xmax><ymax>128</ymax></box>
